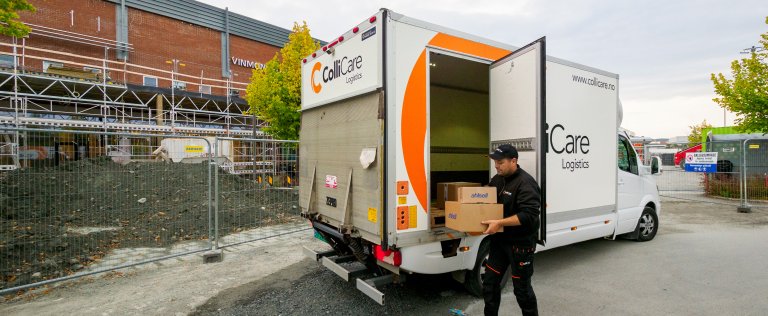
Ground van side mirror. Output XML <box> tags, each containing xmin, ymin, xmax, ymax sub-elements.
<box><xmin>651</xmin><ymin>156</ymin><xmax>661</xmax><ymax>174</ymax></box>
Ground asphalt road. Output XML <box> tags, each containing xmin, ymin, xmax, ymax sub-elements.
<box><xmin>193</xmin><ymin>200</ymin><xmax>768</xmax><ymax>316</ymax></box>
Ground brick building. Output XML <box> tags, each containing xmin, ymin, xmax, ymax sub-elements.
<box><xmin>0</xmin><ymin>0</ymin><xmax>294</xmax><ymax>136</ymax></box>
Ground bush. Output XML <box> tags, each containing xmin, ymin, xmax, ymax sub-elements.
<box><xmin>704</xmin><ymin>174</ymin><xmax>768</xmax><ymax>200</ymax></box>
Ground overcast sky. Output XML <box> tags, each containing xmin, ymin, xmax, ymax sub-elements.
<box><xmin>198</xmin><ymin>0</ymin><xmax>767</xmax><ymax>139</ymax></box>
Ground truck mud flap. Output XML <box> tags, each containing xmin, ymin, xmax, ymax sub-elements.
<box><xmin>303</xmin><ymin>246</ymin><xmax>395</xmax><ymax>305</ymax></box>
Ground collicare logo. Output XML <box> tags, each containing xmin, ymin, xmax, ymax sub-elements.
<box><xmin>311</xmin><ymin>62</ymin><xmax>323</xmax><ymax>93</ymax></box>
<box><xmin>310</xmin><ymin>55</ymin><xmax>364</xmax><ymax>94</ymax></box>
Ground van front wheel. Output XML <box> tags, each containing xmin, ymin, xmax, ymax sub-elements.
<box><xmin>635</xmin><ymin>207</ymin><xmax>658</xmax><ymax>242</ymax></box>
<box><xmin>464</xmin><ymin>239</ymin><xmax>509</xmax><ymax>297</ymax></box>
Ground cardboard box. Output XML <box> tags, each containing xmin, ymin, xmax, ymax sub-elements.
<box><xmin>457</xmin><ymin>186</ymin><xmax>497</xmax><ymax>204</ymax></box>
<box><xmin>430</xmin><ymin>207</ymin><xmax>445</xmax><ymax>228</ymax></box>
<box><xmin>445</xmin><ymin>201</ymin><xmax>503</xmax><ymax>233</ymax></box>
<box><xmin>436</xmin><ymin>182</ymin><xmax>480</xmax><ymax>209</ymax></box>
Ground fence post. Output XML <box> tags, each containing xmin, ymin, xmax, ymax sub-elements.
<box><xmin>203</xmin><ymin>136</ymin><xmax>223</xmax><ymax>263</ymax></box>
<box><xmin>214</xmin><ymin>137</ymin><xmax>220</xmax><ymax>248</ymax></box>
<box><xmin>738</xmin><ymin>139</ymin><xmax>752</xmax><ymax>213</ymax></box>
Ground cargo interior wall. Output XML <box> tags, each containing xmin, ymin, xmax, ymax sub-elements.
<box><xmin>429</xmin><ymin>52</ymin><xmax>491</xmax><ymax>205</ymax></box>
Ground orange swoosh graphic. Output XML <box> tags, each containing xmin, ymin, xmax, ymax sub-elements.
<box><xmin>401</xmin><ymin>50</ymin><xmax>428</xmax><ymax>212</ymax></box>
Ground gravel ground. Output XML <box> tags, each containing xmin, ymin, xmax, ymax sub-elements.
<box><xmin>0</xmin><ymin>157</ymin><xmax>299</xmax><ymax>291</ymax></box>
<box><xmin>191</xmin><ymin>260</ymin><xmax>474</xmax><ymax>316</ymax></box>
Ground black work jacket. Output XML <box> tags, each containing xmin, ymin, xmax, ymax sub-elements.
<box><xmin>488</xmin><ymin>166</ymin><xmax>541</xmax><ymax>244</ymax></box>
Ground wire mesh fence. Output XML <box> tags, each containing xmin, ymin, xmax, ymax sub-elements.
<box><xmin>656</xmin><ymin>139</ymin><xmax>768</xmax><ymax>210</ymax></box>
<box><xmin>0</xmin><ymin>129</ymin><xmax>213</xmax><ymax>293</ymax></box>
<box><xmin>0</xmin><ymin>128</ymin><xmax>302</xmax><ymax>295</ymax></box>
<box><xmin>213</xmin><ymin>138</ymin><xmax>302</xmax><ymax>248</ymax></box>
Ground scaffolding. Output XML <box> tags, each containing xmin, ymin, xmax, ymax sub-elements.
<box><xmin>0</xmin><ymin>24</ymin><xmax>265</xmax><ymax>137</ymax></box>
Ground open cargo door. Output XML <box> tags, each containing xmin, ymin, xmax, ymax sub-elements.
<box><xmin>489</xmin><ymin>37</ymin><xmax>546</xmax><ymax>245</ymax></box>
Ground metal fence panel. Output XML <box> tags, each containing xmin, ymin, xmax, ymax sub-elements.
<box><xmin>0</xmin><ymin>129</ymin><xmax>214</xmax><ymax>294</ymax></box>
<box><xmin>213</xmin><ymin>137</ymin><xmax>302</xmax><ymax>249</ymax></box>
<box><xmin>657</xmin><ymin>140</ymin><xmax>768</xmax><ymax>210</ymax></box>
<box><xmin>744</xmin><ymin>139</ymin><xmax>768</xmax><ymax>209</ymax></box>
<box><xmin>0</xmin><ymin>129</ymin><xmax>306</xmax><ymax>294</ymax></box>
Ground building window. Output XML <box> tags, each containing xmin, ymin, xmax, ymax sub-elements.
<box><xmin>0</xmin><ymin>54</ymin><xmax>16</xmax><ymax>68</ymax></box>
<box><xmin>143</xmin><ymin>76</ymin><xmax>158</xmax><ymax>87</ymax></box>
<box><xmin>172</xmin><ymin>80</ymin><xmax>186</xmax><ymax>90</ymax></box>
<box><xmin>43</xmin><ymin>60</ymin><xmax>64</xmax><ymax>73</ymax></box>
<box><xmin>199</xmin><ymin>85</ymin><xmax>211</xmax><ymax>94</ymax></box>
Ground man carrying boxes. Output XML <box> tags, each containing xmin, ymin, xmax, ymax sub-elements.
<box><xmin>481</xmin><ymin>144</ymin><xmax>541</xmax><ymax>316</ymax></box>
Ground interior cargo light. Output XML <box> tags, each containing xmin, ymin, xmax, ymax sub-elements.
<box><xmin>353</xmin><ymin>27</ymin><xmax>359</xmax><ymax>33</ymax></box>
<box><xmin>369</xmin><ymin>16</ymin><xmax>377</xmax><ymax>23</ymax></box>
<box><xmin>374</xmin><ymin>245</ymin><xmax>402</xmax><ymax>266</ymax></box>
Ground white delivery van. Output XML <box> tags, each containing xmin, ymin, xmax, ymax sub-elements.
<box><xmin>300</xmin><ymin>9</ymin><xmax>660</xmax><ymax>304</ymax></box>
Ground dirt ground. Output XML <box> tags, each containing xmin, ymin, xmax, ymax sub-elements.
<box><xmin>0</xmin><ymin>224</ymin><xmax>326</xmax><ymax>315</ymax></box>
<box><xmin>0</xmin><ymin>199</ymin><xmax>765</xmax><ymax>315</ymax></box>
<box><xmin>0</xmin><ymin>157</ymin><xmax>299</xmax><ymax>291</ymax></box>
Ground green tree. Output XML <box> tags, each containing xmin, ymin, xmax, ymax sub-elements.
<box><xmin>245</xmin><ymin>21</ymin><xmax>320</xmax><ymax>140</ymax></box>
<box><xmin>687</xmin><ymin>119</ymin><xmax>712</xmax><ymax>146</ymax></box>
<box><xmin>0</xmin><ymin>0</ymin><xmax>36</xmax><ymax>38</ymax></box>
<box><xmin>711</xmin><ymin>16</ymin><xmax>768</xmax><ymax>134</ymax></box>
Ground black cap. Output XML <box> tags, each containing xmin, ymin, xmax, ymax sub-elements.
<box><xmin>489</xmin><ymin>144</ymin><xmax>518</xmax><ymax>160</ymax></box>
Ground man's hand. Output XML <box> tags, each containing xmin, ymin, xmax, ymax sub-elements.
<box><xmin>482</xmin><ymin>219</ymin><xmax>504</xmax><ymax>235</ymax></box>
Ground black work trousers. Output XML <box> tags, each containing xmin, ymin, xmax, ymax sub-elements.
<box><xmin>483</xmin><ymin>238</ymin><xmax>538</xmax><ymax>316</ymax></box>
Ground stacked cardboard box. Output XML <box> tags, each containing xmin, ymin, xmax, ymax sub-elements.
<box><xmin>431</xmin><ymin>182</ymin><xmax>480</xmax><ymax>228</ymax></box>
<box><xmin>436</xmin><ymin>182</ymin><xmax>480</xmax><ymax>209</ymax></box>
<box><xmin>445</xmin><ymin>186</ymin><xmax>503</xmax><ymax>233</ymax></box>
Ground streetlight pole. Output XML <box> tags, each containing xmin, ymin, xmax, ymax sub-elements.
<box><xmin>166</xmin><ymin>59</ymin><xmax>185</xmax><ymax>129</ymax></box>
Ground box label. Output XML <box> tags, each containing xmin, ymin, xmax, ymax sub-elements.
<box><xmin>457</xmin><ymin>187</ymin><xmax>497</xmax><ymax>204</ymax></box>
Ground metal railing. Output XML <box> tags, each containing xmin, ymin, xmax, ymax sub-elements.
<box><xmin>0</xmin><ymin>36</ymin><xmax>264</xmax><ymax>135</ymax></box>
<box><xmin>0</xmin><ymin>128</ymin><xmax>303</xmax><ymax>294</ymax></box>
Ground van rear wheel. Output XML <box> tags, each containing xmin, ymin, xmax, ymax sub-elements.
<box><xmin>635</xmin><ymin>207</ymin><xmax>658</xmax><ymax>242</ymax></box>
<box><xmin>464</xmin><ymin>239</ymin><xmax>509</xmax><ymax>297</ymax></box>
